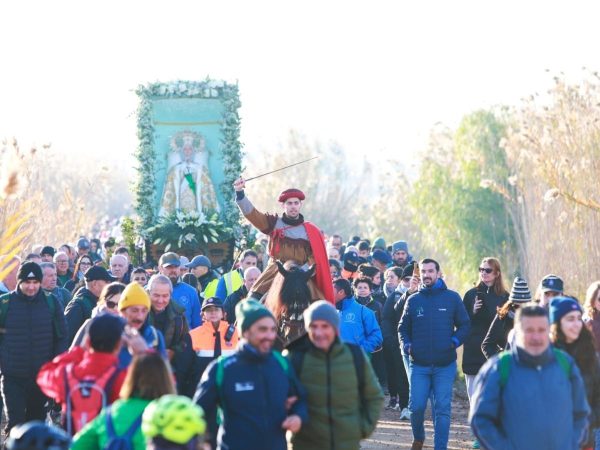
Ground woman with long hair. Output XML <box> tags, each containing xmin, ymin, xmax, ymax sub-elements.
<box><xmin>64</xmin><ymin>255</ymin><xmax>94</xmax><ymax>293</ymax></box>
<box><xmin>71</xmin><ymin>352</ymin><xmax>176</xmax><ymax>450</ymax></box>
<box><xmin>70</xmin><ymin>282</ymin><xmax>126</xmax><ymax>349</ymax></box>
<box><xmin>463</xmin><ymin>258</ymin><xmax>509</xmax><ymax>449</ymax></box>
<box><xmin>481</xmin><ymin>277</ymin><xmax>531</xmax><ymax>359</ymax></box>
<box><xmin>550</xmin><ymin>296</ymin><xmax>600</xmax><ymax>450</ymax></box>
<box><xmin>584</xmin><ymin>281</ymin><xmax>600</xmax><ymax>351</ymax></box>
<box><xmin>462</xmin><ymin>258</ymin><xmax>509</xmax><ymax>395</ymax></box>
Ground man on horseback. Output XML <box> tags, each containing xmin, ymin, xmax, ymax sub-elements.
<box><xmin>233</xmin><ymin>177</ymin><xmax>334</xmax><ymax>303</ymax></box>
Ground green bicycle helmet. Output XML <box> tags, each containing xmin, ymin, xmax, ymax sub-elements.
<box><xmin>142</xmin><ymin>395</ymin><xmax>206</xmax><ymax>445</ymax></box>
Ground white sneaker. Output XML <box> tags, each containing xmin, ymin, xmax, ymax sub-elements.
<box><xmin>399</xmin><ymin>407</ymin><xmax>411</xmax><ymax>420</ymax></box>
<box><xmin>393</xmin><ymin>403</ymin><xmax>401</xmax><ymax>411</ymax></box>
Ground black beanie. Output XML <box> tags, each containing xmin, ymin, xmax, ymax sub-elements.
<box><xmin>17</xmin><ymin>262</ymin><xmax>43</xmax><ymax>284</ymax></box>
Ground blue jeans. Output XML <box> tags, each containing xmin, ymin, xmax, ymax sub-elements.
<box><xmin>403</xmin><ymin>354</ymin><xmax>411</xmax><ymax>385</ymax></box>
<box><xmin>409</xmin><ymin>361</ymin><xmax>456</xmax><ymax>450</ymax></box>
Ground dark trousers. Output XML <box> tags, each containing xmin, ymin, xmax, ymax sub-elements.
<box><xmin>383</xmin><ymin>339</ymin><xmax>409</xmax><ymax>408</ymax></box>
<box><xmin>370</xmin><ymin>350</ymin><xmax>387</xmax><ymax>388</ymax></box>
<box><xmin>1</xmin><ymin>375</ymin><xmax>47</xmax><ymax>433</ymax></box>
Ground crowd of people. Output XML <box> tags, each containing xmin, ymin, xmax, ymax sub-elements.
<box><xmin>1</xmin><ymin>181</ymin><xmax>600</xmax><ymax>450</ymax></box>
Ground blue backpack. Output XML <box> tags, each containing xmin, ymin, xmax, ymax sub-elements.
<box><xmin>104</xmin><ymin>407</ymin><xmax>143</xmax><ymax>450</ymax></box>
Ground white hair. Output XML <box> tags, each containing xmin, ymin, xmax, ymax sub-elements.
<box><xmin>110</xmin><ymin>254</ymin><xmax>128</xmax><ymax>265</ymax></box>
<box><xmin>244</xmin><ymin>266</ymin><xmax>261</xmax><ymax>280</ymax></box>
<box><xmin>147</xmin><ymin>274</ymin><xmax>173</xmax><ymax>293</ymax></box>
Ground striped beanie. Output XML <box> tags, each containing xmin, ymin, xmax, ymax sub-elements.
<box><xmin>509</xmin><ymin>277</ymin><xmax>532</xmax><ymax>303</ymax></box>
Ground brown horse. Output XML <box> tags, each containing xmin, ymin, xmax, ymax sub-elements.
<box><xmin>263</xmin><ymin>260</ymin><xmax>316</xmax><ymax>348</ymax></box>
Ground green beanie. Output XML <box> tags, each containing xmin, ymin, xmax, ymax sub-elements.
<box><xmin>373</xmin><ymin>237</ymin><xmax>386</xmax><ymax>251</ymax></box>
<box><xmin>235</xmin><ymin>299</ymin><xmax>275</xmax><ymax>334</ymax></box>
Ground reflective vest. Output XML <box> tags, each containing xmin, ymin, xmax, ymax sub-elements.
<box><xmin>203</xmin><ymin>279</ymin><xmax>219</xmax><ymax>299</ymax></box>
<box><xmin>223</xmin><ymin>270</ymin><xmax>243</xmax><ymax>297</ymax></box>
<box><xmin>189</xmin><ymin>320</ymin><xmax>238</xmax><ymax>358</ymax></box>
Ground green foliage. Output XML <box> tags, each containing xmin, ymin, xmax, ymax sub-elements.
<box><xmin>145</xmin><ymin>211</ymin><xmax>231</xmax><ymax>253</ymax></box>
<box><xmin>409</xmin><ymin>110</ymin><xmax>518</xmax><ymax>289</ymax></box>
<box><xmin>120</xmin><ymin>217</ymin><xmax>137</xmax><ymax>258</ymax></box>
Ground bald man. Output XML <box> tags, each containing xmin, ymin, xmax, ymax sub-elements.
<box><xmin>223</xmin><ymin>266</ymin><xmax>262</xmax><ymax>324</ymax></box>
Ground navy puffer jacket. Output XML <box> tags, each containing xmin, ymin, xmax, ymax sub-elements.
<box><xmin>0</xmin><ymin>288</ymin><xmax>68</xmax><ymax>378</ymax></box>
<box><xmin>399</xmin><ymin>279</ymin><xmax>470</xmax><ymax>367</ymax></box>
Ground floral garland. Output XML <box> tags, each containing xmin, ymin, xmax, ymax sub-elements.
<box><xmin>134</xmin><ymin>79</ymin><xmax>243</xmax><ymax>236</ymax></box>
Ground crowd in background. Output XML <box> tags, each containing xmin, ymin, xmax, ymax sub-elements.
<box><xmin>0</xmin><ymin>231</ymin><xmax>599</xmax><ymax>450</ymax></box>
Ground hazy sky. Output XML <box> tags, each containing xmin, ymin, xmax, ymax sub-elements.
<box><xmin>1</xmin><ymin>1</ymin><xmax>598</xmax><ymax>169</ymax></box>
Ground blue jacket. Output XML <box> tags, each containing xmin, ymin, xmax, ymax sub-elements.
<box><xmin>194</xmin><ymin>342</ymin><xmax>308</xmax><ymax>450</ymax></box>
<box><xmin>470</xmin><ymin>346</ymin><xmax>590</xmax><ymax>450</ymax></box>
<box><xmin>172</xmin><ymin>281</ymin><xmax>202</xmax><ymax>329</ymax></box>
<box><xmin>118</xmin><ymin>322</ymin><xmax>167</xmax><ymax>366</ymax></box>
<box><xmin>337</xmin><ymin>297</ymin><xmax>383</xmax><ymax>354</ymax></box>
<box><xmin>399</xmin><ymin>279</ymin><xmax>470</xmax><ymax>367</ymax></box>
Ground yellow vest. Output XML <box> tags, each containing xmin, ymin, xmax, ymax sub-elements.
<box><xmin>202</xmin><ymin>279</ymin><xmax>219</xmax><ymax>299</ymax></box>
<box><xmin>223</xmin><ymin>270</ymin><xmax>243</xmax><ymax>297</ymax></box>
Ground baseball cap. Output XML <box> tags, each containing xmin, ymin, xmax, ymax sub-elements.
<box><xmin>540</xmin><ymin>274</ymin><xmax>564</xmax><ymax>293</ymax></box>
<box><xmin>201</xmin><ymin>297</ymin><xmax>224</xmax><ymax>310</ymax></box>
<box><xmin>159</xmin><ymin>252</ymin><xmax>181</xmax><ymax>267</ymax></box>
<box><xmin>84</xmin><ymin>266</ymin><xmax>116</xmax><ymax>282</ymax></box>
<box><xmin>77</xmin><ymin>238</ymin><xmax>90</xmax><ymax>249</ymax></box>
<box><xmin>185</xmin><ymin>255</ymin><xmax>211</xmax><ymax>269</ymax></box>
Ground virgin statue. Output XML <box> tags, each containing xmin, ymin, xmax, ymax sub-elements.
<box><xmin>159</xmin><ymin>131</ymin><xmax>219</xmax><ymax>217</ymax></box>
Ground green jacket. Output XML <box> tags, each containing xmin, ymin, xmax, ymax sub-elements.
<box><xmin>71</xmin><ymin>398</ymin><xmax>149</xmax><ymax>450</ymax></box>
<box><xmin>286</xmin><ymin>339</ymin><xmax>383</xmax><ymax>450</ymax></box>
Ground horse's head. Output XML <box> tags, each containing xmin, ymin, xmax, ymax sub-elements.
<box><xmin>275</xmin><ymin>260</ymin><xmax>315</xmax><ymax>311</ymax></box>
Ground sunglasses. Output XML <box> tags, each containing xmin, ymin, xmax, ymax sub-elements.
<box><xmin>105</xmin><ymin>299</ymin><xmax>118</xmax><ymax>309</ymax></box>
<box><xmin>479</xmin><ymin>267</ymin><xmax>494</xmax><ymax>274</ymax></box>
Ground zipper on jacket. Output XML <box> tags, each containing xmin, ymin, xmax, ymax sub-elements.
<box><xmin>326</xmin><ymin>353</ymin><xmax>335</xmax><ymax>449</ymax></box>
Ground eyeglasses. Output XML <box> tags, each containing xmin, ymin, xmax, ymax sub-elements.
<box><xmin>479</xmin><ymin>267</ymin><xmax>494</xmax><ymax>274</ymax></box>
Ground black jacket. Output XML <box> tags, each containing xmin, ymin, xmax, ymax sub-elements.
<box><xmin>223</xmin><ymin>285</ymin><xmax>248</xmax><ymax>324</ymax></box>
<box><xmin>481</xmin><ymin>311</ymin><xmax>514</xmax><ymax>359</ymax></box>
<box><xmin>462</xmin><ymin>286</ymin><xmax>508</xmax><ymax>374</ymax></box>
<box><xmin>381</xmin><ymin>291</ymin><xmax>402</xmax><ymax>341</ymax></box>
<box><xmin>0</xmin><ymin>288</ymin><xmax>67</xmax><ymax>378</ymax></box>
<box><xmin>64</xmin><ymin>287</ymin><xmax>98</xmax><ymax>344</ymax></box>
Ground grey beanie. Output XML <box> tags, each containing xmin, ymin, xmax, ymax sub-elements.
<box><xmin>304</xmin><ymin>300</ymin><xmax>340</xmax><ymax>330</ymax></box>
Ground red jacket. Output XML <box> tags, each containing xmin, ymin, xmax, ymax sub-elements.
<box><xmin>37</xmin><ymin>346</ymin><xmax>126</xmax><ymax>405</ymax></box>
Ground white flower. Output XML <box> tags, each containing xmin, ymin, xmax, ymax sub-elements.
<box><xmin>184</xmin><ymin>233</ymin><xmax>195</xmax><ymax>242</ymax></box>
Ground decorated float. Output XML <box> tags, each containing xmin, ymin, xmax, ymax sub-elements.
<box><xmin>133</xmin><ymin>79</ymin><xmax>244</xmax><ymax>268</ymax></box>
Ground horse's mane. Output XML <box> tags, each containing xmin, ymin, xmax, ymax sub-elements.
<box><xmin>264</xmin><ymin>260</ymin><xmax>312</xmax><ymax>321</ymax></box>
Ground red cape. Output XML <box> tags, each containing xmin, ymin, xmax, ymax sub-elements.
<box><xmin>304</xmin><ymin>222</ymin><xmax>335</xmax><ymax>303</ymax></box>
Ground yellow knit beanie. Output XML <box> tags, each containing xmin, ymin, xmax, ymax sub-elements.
<box><xmin>118</xmin><ymin>282</ymin><xmax>151</xmax><ymax>311</ymax></box>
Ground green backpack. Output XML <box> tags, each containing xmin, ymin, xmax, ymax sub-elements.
<box><xmin>498</xmin><ymin>348</ymin><xmax>571</xmax><ymax>387</ymax></box>
<box><xmin>0</xmin><ymin>292</ymin><xmax>64</xmax><ymax>344</ymax></box>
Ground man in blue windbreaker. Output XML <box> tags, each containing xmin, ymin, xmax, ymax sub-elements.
<box><xmin>399</xmin><ymin>258</ymin><xmax>470</xmax><ymax>450</ymax></box>
<box><xmin>333</xmin><ymin>278</ymin><xmax>383</xmax><ymax>354</ymax></box>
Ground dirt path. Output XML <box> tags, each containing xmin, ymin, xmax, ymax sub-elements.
<box><xmin>363</xmin><ymin>384</ymin><xmax>473</xmax><ymax>449</ymax></box>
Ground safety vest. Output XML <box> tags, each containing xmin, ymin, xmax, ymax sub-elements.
<box><xmin>189</xmin><ymin>320</ymin><xmax>238</xmax><ymax>358</ymax></box>
<box><xmin>202</xmin><ymin>279</ymin><xmax>219</xmax><ymax>299</ymax></box>
<box><xmin>223</xmin><ymin>270</ymin><xmax>243</xmax><ymax>297</ymax></box>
